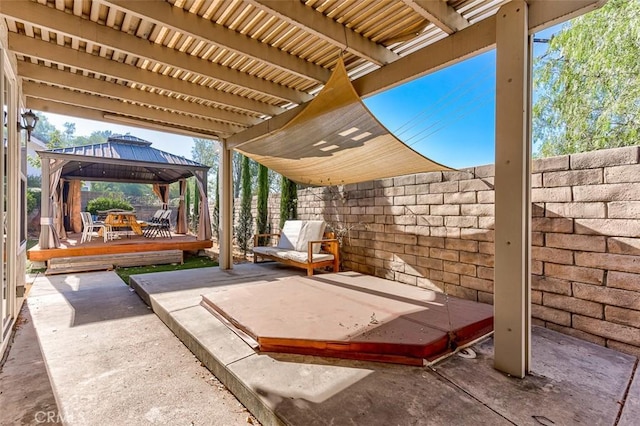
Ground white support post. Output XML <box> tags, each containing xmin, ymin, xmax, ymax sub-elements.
<box><xmin>39</xmin><ymin>158</ymin><xmax>51</xmax><ymax>249</ymax></box>
<box><xmin>219</xmin><ymin>139</ymin><xmax>233</xmax><ymax>270</ymax></box>
<box><xmin>494</xmin><ymin>0</ymin><xmax>532</xmax><ymax>378</ymax></box>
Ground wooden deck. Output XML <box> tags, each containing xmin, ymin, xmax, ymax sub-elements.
<box><xmin>200</xmin><ymin>270</ymin><xmax>494</xmax><ymax>366</ymax></box>
<box><xmin>28</xmin><ymin>232</ymin><xmax>212</xmax><ymax>262</ymax></box>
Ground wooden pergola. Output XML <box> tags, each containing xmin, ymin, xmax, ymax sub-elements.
<box><xmin>37</xmin><ymin>134</ymin><xmax>211</xmax><ymax>249</ymax></box>
<box><xmin>0</xmin><ymin>0</ymin><xmax>608</xmax><ymax>378</ymax></box>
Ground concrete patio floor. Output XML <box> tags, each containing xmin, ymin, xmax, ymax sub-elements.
<box><xmin>130</xmin><ymin>263</ymin><xmax>640</xmax><ymax>426</ymax></box>
<box><xmin>0</xmin><ymin>271</ymin><xmax>257</xmax><ymax>426</ymax></box>
<box><xmin>1</xmin><ymin>264</ymin><xmax>638</xmax><ymax>425</ymax></box>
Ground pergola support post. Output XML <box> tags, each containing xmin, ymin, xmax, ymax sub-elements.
<box><xmin>494</xmin><ymin>0</ymin><xmax>532</xmax><ymax>378</ymax></box>
<box><xmin>39</xmin><ymin>158</ymin><xmax>51</xmax><ymax>249</ymax></box>
<box><xmin>219</xmin><ymin>139</ymin><xmax>233</xmax><ymax>270</ymax></box>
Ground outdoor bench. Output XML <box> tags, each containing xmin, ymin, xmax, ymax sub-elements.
<box><xmin>252</xmin><ymin>220</ymin><xmax>340</xmax><ymax>276</ymax></box>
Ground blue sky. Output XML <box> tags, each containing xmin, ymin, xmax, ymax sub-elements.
<box><xmin>43</xmin><ymin>26</ymin><xmax>560</xmax><ymax>169</ymax></box>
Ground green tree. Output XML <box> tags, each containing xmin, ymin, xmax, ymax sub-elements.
<box><xmin>256</xmin><ymin>164</ymin><xmax>269</xmax><ymax>244</ymax></box>
<box><xmin>72</xmin><ymin>130</ymin><xmax>111</xmax><ymax>146</ymax></box>
<box><xmin>186</xmin><ymin>180</ymin><xmax>192</xmax><ymax>230</ymax></box>
<box><xmin>279</xmin><ymin>176</ymin><xmax>297</xmax><ymax>229</ymax></box>
<box><xmin>27</xmin><ymin>175</ymin><xmax>41</xmax><ymax>188</ymax></box>
<box><xmin>190</xmin><ymin>138</ymin><xmax>219</xmax><ymax>198</ymax></box>
<box><xmin>31</xmin><ymin>113</ymin><xmax>57</xmax><ymax>143</ymax></box>
<box><xmin>232</xmin><ymin>151</ymin><xmax>243</xmax><ymax>198</ymax></box>
<box><xmin>193</xmin><ymin>179</ymin><xmax>200</xmax><ymax>230</ymax></box>
<box><xmin>533</xmin><ymin>0</ymin><xmax>640</xmax><ymax>157</ymax></box>
<box><xmin>48</xmin><ymin>129</ymin><xmax>64</xmax><ymax>149</ymax></box>
<box><xmin>213</xmin><ymin>167</ymin><xmax>220</xmax><ymax>239</ymax></box>
<box><xmin>236</xmin><ymin>155</ymin><xmax>253</xmax><ymax>255</ymax></box>
<box><xmin>63</xmin><ymin>122</ymin><xmax>76</xmax><ymax>144</ymax></box>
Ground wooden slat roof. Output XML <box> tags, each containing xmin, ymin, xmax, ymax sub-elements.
<box><xmin>0</xmin><ymin>0</ymin><xmax>604</xmax><ymax>145</ymax></box>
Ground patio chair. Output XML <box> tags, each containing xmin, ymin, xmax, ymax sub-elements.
<box><xmin>80</xmin><ymin>212</ymin><xmax>110</xmax><ymax>243</ymax></box>
<box><xmin>139</xmin><ymin>209</ymin><xmax>164</xmax><ymax>235</ymax></box>
<box><xmin>144</xmin><ymin>209</ymin><xmax>172</xmax><ymax>238</ymax></box>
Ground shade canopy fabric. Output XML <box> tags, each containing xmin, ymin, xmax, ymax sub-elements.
<box><xmin>237</xmin><ymin>59</ymin><xmax>451</xmax><ymax>186</ymax></box>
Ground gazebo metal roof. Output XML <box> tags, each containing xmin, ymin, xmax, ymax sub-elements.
<box><xmin>39</xmin><ymin>134</ymin><xmax>209</xmax><ymax>184</ymax></box>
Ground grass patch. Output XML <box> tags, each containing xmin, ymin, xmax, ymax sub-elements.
<box><xmin>116</xmin><ymin>254</ymin><xmax>218</xmax><ymax>285</ymax></box>
<box><xmin>26</xmin><ymin>239</ymin><xmax>46</xmax><ymax>274</ymax></box>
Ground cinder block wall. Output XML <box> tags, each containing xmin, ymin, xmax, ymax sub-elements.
<box><xmin>293</xmin><ymin>145</ymin><xmax>640</xmax><ymax>357</ymax></box>
<box><xmin>232</xmin><ymin>195</ymin><xmax>281</xmax><ymax>236</ymax></box>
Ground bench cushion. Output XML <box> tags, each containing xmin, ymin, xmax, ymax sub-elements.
<box><xmin>277</xmin><ymin>220</ymin><xmax>305</xmax><ymax>250</ymax></box>
<box><xmin>297</xmin><ymin>220</ymin><xmax>327</xmax><ymax>253</ymax></box>
<box><xmin>283</xmin><ymin>251</ymin><xmax>334</xmax><ymax>263</ymax></box>
<box><xmin>253</xmin><ymin>246</ymin><xmax>334</xmax><ymax>263</ymax></box>
<box><xmin>253</xmin><ymin>246</ymin><xmax>292</xmax><ymax>258</ymax></box>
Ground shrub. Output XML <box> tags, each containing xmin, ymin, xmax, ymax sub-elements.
<box><xmin>279</xmin><ymin>177</ymin><xmax>297</xmax><ymax>229</ymax></box>
<box><xmin>26</xmin><ymin>188</ymin><xmax>40</xmax><ymax>214</ymax></box>
<box><xmin>236</xmin><ymin>155</ymin><xmax>253</xmax><ymax>255</ymax></box>
<box><xmin>86</xmin><ymin>197</ymin><xmax>133</xmax><ymax>216</ymax></box>
<box><xmin>256</xmin><ymin>164</ymin><xmax>269</xmax><ymax>244</ymax></box>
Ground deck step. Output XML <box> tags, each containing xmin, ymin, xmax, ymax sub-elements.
<box><xmin>45</xmin><ymin>264</ymin><xmax>114</xmax><ymax>275</ymax></box>
<box><xmin>46</xmin><ymin>250</ymin><xmax>184</xmax><ymax>274</ymax></box>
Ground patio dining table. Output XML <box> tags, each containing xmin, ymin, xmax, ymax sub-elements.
<box><xmin>102</xmin><ymin>211</ymin><xmax>143</xmax><ymax>236</ymax></box>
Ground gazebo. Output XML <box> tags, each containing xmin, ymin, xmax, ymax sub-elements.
<box><xmin>37</xmin><ymin>134</ymin><xmax>211</xmax><ymax>249</ymax></box>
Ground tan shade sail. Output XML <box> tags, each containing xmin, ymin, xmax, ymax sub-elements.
<box><xmin>237</xmin><ymin>59</ymin><xmax>451</xmax><ymax>186</ymax></box>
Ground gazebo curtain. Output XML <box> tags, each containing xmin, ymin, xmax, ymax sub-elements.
<box><xmin>176</xmin><ymin>179</ymin><xmax>188</xmax><ymax>234</ymax></box>
<box><xmin>55</xmin><ymin>178</ymin><xmax>67</xmax><ymax>240</ymax></box>
<box><xmin>39</xmin><ymin>158</ymin><xmax>67</xmax><ymax>249</ymax></box>
<box><xmin>68</xmin><ymin>180</ymin><xmax>82</xmax><ymax>233</ymax></box>
<box><xmin>193</xmin><ymin>170</ymin><xmax>211</xmax><ymax>240</ymax></box>
<box><xmin>152</xmin><ymin>183</ymin><xmax>170</xmax><ymax>208</ymax></box>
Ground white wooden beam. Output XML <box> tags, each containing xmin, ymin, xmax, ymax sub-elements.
<box><xmin>9</xmin><ymin>34</ymin><xmax>282</xmax><ymax>117</ymax></box>
<box><xmin>27</xmin><ymin>97</ymin><xmax>222</xmax><ymax>140</ymax></box>
<box><xmin>100</xmin><ymin>0</ymin><xmax>332</xmax><ymax>83</ymax></box>
<box><xmin>26</xmin><ymin>82</ymin><xmax>242</xmax><ymax>136</ymax></box>
<box><xmin>494</xmin><ymin>0</ymin><xmax>531</xmax><ymax>378</ymax></box>
<box><xmin>247</xmin><ymin>0</ymin><xmax>399</xmax><ymax>66</ymax></box>
<box><xmin>23</xmin><ymin>82</ymin><xmax>241</xmax><ymax>136</ymax></box>
<box><xmin>527</xmin><ymin>0</ymin><xmax>607</xmax><ymax>33</ymax></box>
<box><xmin>219</xmin><ymin>139</ymin><xmax>233</xmax><ymax>270</ymax></box>
<box><xmin>403</xmin><ymin>0</ymin><xmax>470</xmax><ymax>34</ymax></box>
<box><xmin>18</xmin><ymin>61</ymin><xmax>259</xmax><ymax>127</ymax></box>
<box><xmin>0</xmin><ymin>0</ymin><xmax>311</xmax><ymax>105</ymax></box>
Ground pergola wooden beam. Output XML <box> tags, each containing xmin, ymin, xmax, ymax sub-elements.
<box><xmin>101</xmin><ymin>0</ymin><xmax>331</xmax><ymax>84</ymax></box>
<box><xmin>9</xmin><ymin>33</ymin><xmax>282</xmax><ymax>117</ymax></box>
<box><xmin>27</xmin><ymin>97</ymin><xmax>222</xmax><ymax>140</ymax></box>
<box><xmin>404</xmin><ymin>0</ymin><xmax>470</xmax><ymax>34</ymax></box>
<box><xmin>228</xmin><ymin>0</ymin><xmax>605</xmax><ymax>147</ymax></box>
<box><xmin>18</xmin><ymin>62</ymin><xmax>259</xmax><ymax>127</ymax></box>
<box><xmin>246</xmin><ymin>0</ymin><xmax>400</xmax><ymax>66</ymax></box>
<box><xmin>24</xmin><ymin>81</ymin><xmax>242</xmax><ymax>135</ymax></box>
<box><xmin>0</xmin><ymin>0</ymin><xmax>311</xmax><ymax>105</ymax></box>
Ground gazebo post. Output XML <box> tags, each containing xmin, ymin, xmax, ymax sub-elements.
<box><xmin>494</xmin><ymin>0</ymin><xmax>532</xmax><ymax>378</ymax></box>
<box><xmin>219</xmin><ymin>139</ymin><xmax>233</xmax><ymax>270</ymax></box>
